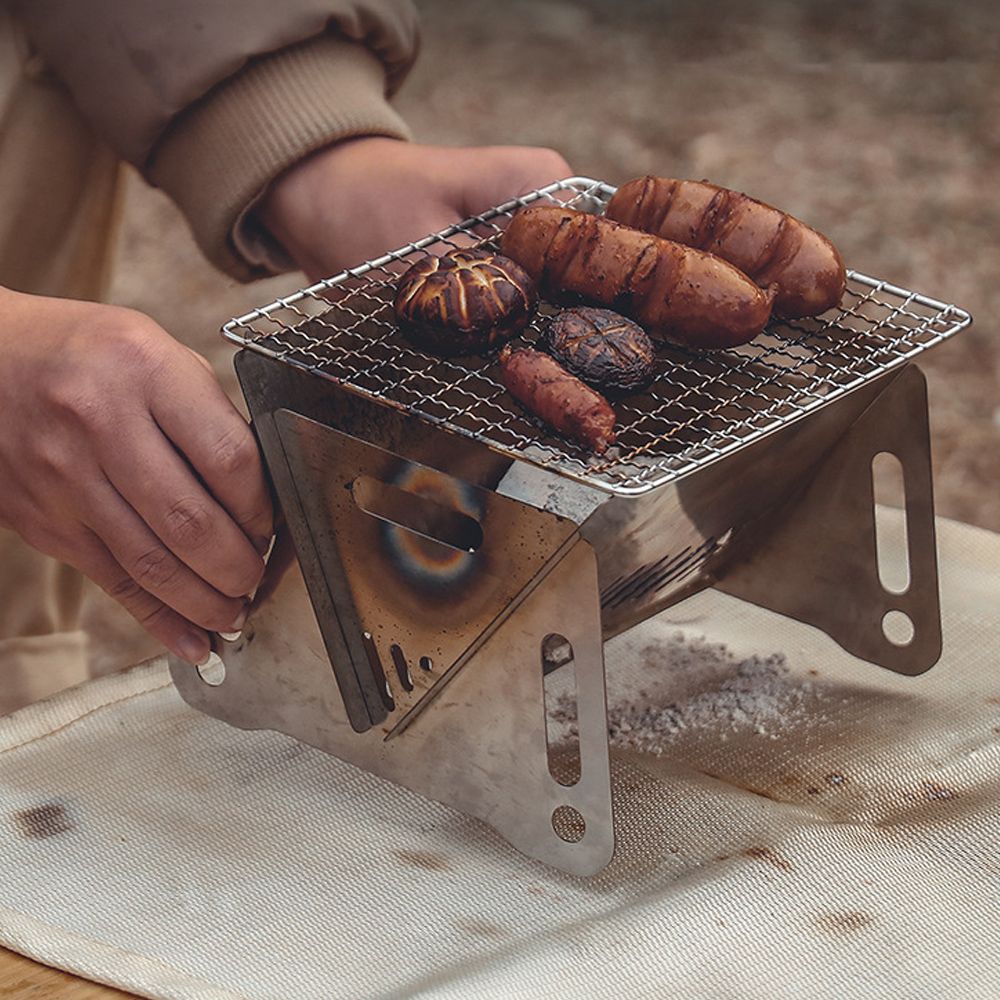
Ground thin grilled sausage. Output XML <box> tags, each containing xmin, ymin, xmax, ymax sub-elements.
<box><xmin>499</xmin><ymin>345</ymin><xmax>616</xmax><ymax>454</ymax></box>
<box><xmin>605</xmin><ymin>176</ymin><xmax>846</xmax><ymax>318</ymax></box>
<box><xmin>500</xmin><ymin>204</ymin><xmax>774</xmax><ymax>349</ymax></box>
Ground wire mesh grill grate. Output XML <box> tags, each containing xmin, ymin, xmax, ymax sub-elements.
<box><xmin>223</xmin><ymin>177</ymin><xmax>971</xmax><ymax>496</ymax></box>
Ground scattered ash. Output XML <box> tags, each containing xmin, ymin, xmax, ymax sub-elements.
<box><xmin>548</xmin><ymin>631</ymin><xmax>823</xmax><ymax>756</ymax></box>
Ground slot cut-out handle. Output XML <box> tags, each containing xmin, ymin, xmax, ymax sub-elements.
<box><xmin>351</xmin><ymin>475</ymin><xmax>483</xmax><ymax>553</ymax></box>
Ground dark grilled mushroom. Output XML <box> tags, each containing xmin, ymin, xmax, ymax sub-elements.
<box><xmin>540</xmin><ymin>306</ymin><xmax>656</xmax><ymax>394</ymax></box>
<box><xmin>393</xmin><ymin>248</ymin><xmax>537</xmax><ymax>357</ymax></box>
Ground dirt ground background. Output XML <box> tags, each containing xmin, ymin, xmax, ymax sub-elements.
<box><xmin>89</xmin><ymin>0</ymin><xmax>999</xmax><ymax>669</ymax></box>
<box><xmin>110</xmin><ymin>0</ymin><xmax>1000</xmax><ymax>526</ymax></box>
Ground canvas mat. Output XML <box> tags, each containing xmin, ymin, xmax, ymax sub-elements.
<box><xmin>0</xmin><ymin>511</ymin><xmax>997</xmax><ymax>1000</ymax></box>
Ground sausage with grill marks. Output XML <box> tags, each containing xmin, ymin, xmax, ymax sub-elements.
<box><xmin>499</xmin><ymin>204</ymin><xmax>774</xmax><ymax>349</ymax></box>
<box><xmin>605</xmin><ymin>176</ymin><xmax>846</xmax><ymax>318</ymax></box>
<box><xmin>498</xmin><ymin>345</ymin><xmax>616</xmax><ymax>454</ymax></box>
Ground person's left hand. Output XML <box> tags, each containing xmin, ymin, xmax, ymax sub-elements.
<box><xmin>258</xmin><ymin>137</ymin><xmax>571</xmax><ymax>279</ymax></box>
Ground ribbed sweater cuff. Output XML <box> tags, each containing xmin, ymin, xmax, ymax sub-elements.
<box><xmin>148</xmin><ymin>33</ymin><xmax>411</xmax><ymax>281</ymax></box>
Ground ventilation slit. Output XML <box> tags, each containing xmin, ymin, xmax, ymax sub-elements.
<box><xmin>872</xmin><ymin>451</ymin><xmax>911</xmax><ymax>595</ymax></box>
<box><xmin>362</xmin><ymin>632</ymin><xmax>395</xmax><ymax>711</ymax></box>
<box><xmin>390</xmin><ymin>643</ymin><xmax>414</xmax><ymax>692</ymax></box>
<box><xmin>542</xmin><ymin>633</ymin><xmax>581</xmax><ymax>787</ymax></box>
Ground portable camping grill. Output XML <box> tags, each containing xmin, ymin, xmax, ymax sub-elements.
<box><xmin>169</xmin><ymin>178</ymin><xmax>971</xmax><ymax>875</ymax></box>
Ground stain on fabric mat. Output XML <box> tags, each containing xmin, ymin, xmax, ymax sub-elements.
<box><xmin>12</xmin><ymin>801</ymin><xmax>73</xmax><ymax>839</ymax></box>
<box><xmin>452</xmin><ymin>918</ymin><xmax>509</xmax><ymax>939</ymax></box>
<box><xmin>815</xmin><ymin>911</ymin><xmax>875</xmax><ymax>934</ymax></box>
<box><xmin>744</xmin><ymin>845</ymin><xmax>794</xmax><ymax>872</ymax></box>
<box><xmin>393</xmin><ymin>848</ymin><xmax>451</xmax><ymax>871</ymax></box>
<box><xmin>911</xmin><ymin>781</ymin><xmax>959</xmax><ymax>802</ymax></box>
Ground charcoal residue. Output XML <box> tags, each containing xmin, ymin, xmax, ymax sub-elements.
<box><xmin>548</xmin><ymin>632</ymin><xmax>825</xmax><ymax>756</ymax></box>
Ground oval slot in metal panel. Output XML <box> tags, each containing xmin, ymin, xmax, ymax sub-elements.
<box><xmin>872</xmin><ymin>451</ymin><xmax>911</xmax><ymax>595</ymax></box>
<box><xmin>542</xmin><ymin>633</ymin><xmax>581</xmax><ymax>787</ymax></box>
<box><xmin>362</xmin><ymin>631</ymin><xmax>395</xmax><ymax>711</ymax></box>
<box><xmin>390</xmin><ymin>643</ymin><xmax>414</xmax><ymax>692</ymax></box>
<box><xmin>351</xmin><ymin>475</ymin><xmax>484</xmax><ymax>553</ymax></box>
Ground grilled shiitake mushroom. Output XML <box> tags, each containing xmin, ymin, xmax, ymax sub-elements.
<box><xmin>393</xmin><ymin>248</ymin><xmax>537</xmax><ymax>357</ymax></box>
<box><xmin>540</xmin><ymin>306</ymin><xmax>655</xmax><ymax>394</ymax></box>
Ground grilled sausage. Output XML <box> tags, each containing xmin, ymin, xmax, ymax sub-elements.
<box><xmin>500</xmin><ymin>204</ymin><xmax>773</xmax><ymax>349</ymax></box>
<box><xmin>394</xmin><ymin>248</ymin><xmax>537</xmax><ymax>356</ymax></box>
<box><xmin>541</xmin><ymin>307</ymin><xmax>655</xmax><ymax>394</ymax></box>
<box><xmin>605</xmin><ymin>177</ymin><xmax>846</xmax><ymax>318</ymax></box>
<box><xmin>499</xmin><ymin>345</ymin><xmax>616</xmax><ymax>454</ymax></box>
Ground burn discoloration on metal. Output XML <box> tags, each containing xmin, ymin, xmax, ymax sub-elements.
<box><xmin>12</xmin><ymin>801</ymin><xmax>73</xmax><ymax>839</ymax></box>
<box><xmin>377</xmin><ymin>463</ymin><xmax>487</xmax><ymax>595</ymax></box>
<box><xmin>392</xmin><ymin>848</ymin><xmax>451</xmax><ymax>871</ymax></box>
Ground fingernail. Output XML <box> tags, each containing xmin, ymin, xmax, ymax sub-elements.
<box><xmin>252</xmin><ymin>535</ymin><xmax>272</xmax><ymax>557</ymax></box>
<box><xmin>177</xmin><ymin>634</ymin><xmax>210</xmax><ymax>666</ymax></box>
<box><xmin>227</xmin><ymin>605</ymin><xmax>249</xmax><ymax>632</ymax></box>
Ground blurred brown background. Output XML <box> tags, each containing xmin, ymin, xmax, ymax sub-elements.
<box><xmin>109</xmin><ymin>0</ymin><xmax>999</xmax><ymax>533</ymax></box>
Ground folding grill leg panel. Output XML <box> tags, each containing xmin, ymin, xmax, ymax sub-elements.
<box><xmin>170</xmin><ymin>411</ymin><xmax>614</xmax><ymax>874</ymax></box>
<box><xmin>716</xmin><ymin>364</ymin><xmax>941</xmax><ymax>675</ymax></box>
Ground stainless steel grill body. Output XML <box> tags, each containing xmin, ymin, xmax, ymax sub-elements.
<box><xmin>170</xmin><ymin>179</ymin><xmax>971</xmax><ymax>875</ymax></box>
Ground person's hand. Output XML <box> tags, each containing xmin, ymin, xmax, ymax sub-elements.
<box><xmin>0</xmin><ymin>290</ymin><xmax>273</xmax><ymax>665</ymax></box>
<box><xmin>258</xmin><ymin>138</ymin><xmax>571</xmax><ymax>279</ymax></box>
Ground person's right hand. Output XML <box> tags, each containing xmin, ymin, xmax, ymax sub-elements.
<box><xmin>0</xmin><ymin>288</ymin><xmax>273</xmax><ymax>665</ymax></box>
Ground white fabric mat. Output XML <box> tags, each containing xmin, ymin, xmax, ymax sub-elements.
<box><xmin>1</xmin><ymin>513</ymin><xmax>998</xmax><ymax>1000</ymax></box>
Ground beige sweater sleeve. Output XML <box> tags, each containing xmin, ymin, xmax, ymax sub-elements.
<box><xmin>150</xmin><ymin>33</ymin><xmax>414</xmax><ymax>280</ymax></box>
<box><xmin>14</xmin><ymin>0</ymin><xmax>419</xmax><ymax>279</ymax></box>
